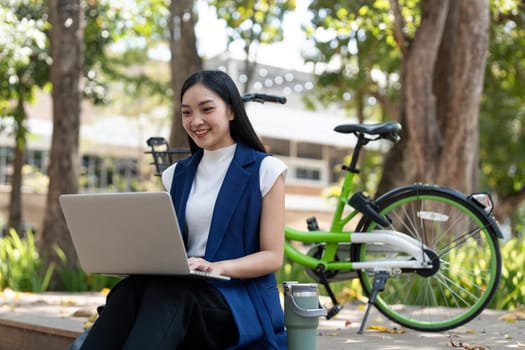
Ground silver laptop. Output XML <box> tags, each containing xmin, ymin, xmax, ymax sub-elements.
<box><xmin>59</xmin><ymin>191</ymin><xmax>230</xmax><ymax>280</ymax></box>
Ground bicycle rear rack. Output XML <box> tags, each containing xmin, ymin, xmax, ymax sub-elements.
<box><xmin>145</xmin><ymin>137</ymin><xmax>189</xmax><ymax>176</ymax></box>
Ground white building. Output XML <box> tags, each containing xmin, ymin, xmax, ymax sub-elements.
<box><xmin>0</xmin><ymin>59</ymin><xmax>380</xmax><ymax>232</ymax></box>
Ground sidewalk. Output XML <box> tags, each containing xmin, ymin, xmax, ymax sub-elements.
<box><xmin>316</xmin><ymin>299</ymin><xmax>525</xmax><ymax>349</ymax></box>
<box><xmin>0</xmin><ymin>290</ymin><xmax>523</xmax><ymax>349</ymax></box>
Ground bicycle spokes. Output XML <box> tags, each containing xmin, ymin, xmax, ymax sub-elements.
<box><xmin>355</xmin><ymin>188</ymin><xmax>501</xmax><ymax>332</ymax></box>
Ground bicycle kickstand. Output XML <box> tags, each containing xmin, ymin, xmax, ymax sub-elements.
<box><xmin>357</xmin><ymin>271</ymin><xmax>389</xmax><ymax>335</ymax></box>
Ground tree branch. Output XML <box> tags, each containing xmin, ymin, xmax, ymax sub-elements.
<box><xmin>494</xmin><ymin>186</ymin><xmax>525</xmax><ymax>223</ymax></box>
<box><xmin>389</xmin><ymin>0</ymin><xmax>409</xmax><ymax>56</ymax></box>
<box><xmin>369</xmin><ymin>90</ymin><xmax>400</xmax><ymax>121</ymax></box>
<box><xmin>494</xmin><ymin>0</ymin><xmax>525</xmax><ymax>24</ymax></box>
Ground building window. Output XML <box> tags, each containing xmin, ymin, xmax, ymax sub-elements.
<box><xmin>278</xmin><ymin>156</ymin><xmax>327</xmax><ymax>186</ymax></box>
<box><xmin>297</xmin><ymin>142</ymin><xmax>322</xmax><ymax>160</ymax></box>
<box><xmin>81</xmin><ymin>154</ymin><xmax>139</xmax><ymax>192</ymax></box>
<box><xmin>295</xmin><ymin>167</ymin><xmax>321</xmax><ymax>181</ymax></box>
<box><xmin>262</xmin><ymin>137</ymin><xmax>289</xmax><ymax>156</ymax></box>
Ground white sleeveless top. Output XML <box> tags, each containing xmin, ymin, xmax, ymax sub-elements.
<box><xmin>161</xmin><ymin>144</ymin><xmax>287</xmax><ymax>257</ymax></box>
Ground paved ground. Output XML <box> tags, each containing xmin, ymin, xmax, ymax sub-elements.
<box><xmin>316</xmin><ymin>299</ymin><xmax>525</xmax><ymax>349</ymax></box>
<box><xmin>0</xmin><ymin>290</ymin><xmax>524</xmax><ymax>349</ymax></box>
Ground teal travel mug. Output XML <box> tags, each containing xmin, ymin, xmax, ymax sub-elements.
<box><xmin>283</xmin><ymin>282</ymin><xmax>327</xmax><ymax>350</ymax></box>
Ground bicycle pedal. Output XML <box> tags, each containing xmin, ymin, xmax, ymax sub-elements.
<box><xmin>306</xmin><ymin>216</ymin><xmax>320</xmax><ymax>231</ymax></box>
<box><xmin>326</xmin><ymin>304</ymin><xmax>344</xmax><ymax>320</ymax></box>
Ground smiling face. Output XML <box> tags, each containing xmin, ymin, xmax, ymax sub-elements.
<box><xmin>181</xmin><ymin>83</ymin><xmax>235</xmax><ymax>151</ymax></box>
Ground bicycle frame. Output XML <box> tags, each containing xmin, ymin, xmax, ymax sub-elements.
<box><xmin>285</xmin><ymin>228</ymin><xmax>434</xmax><ymax>272</ymax></box>
<box><xmin>283</xmin><ymin>133</ymin><xmax>434</xmax><ymax>274</ymax></box>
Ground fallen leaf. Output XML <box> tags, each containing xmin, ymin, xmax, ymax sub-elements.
<box><xmin>59</xmin><ymin>298</ymin><xmax>77</xmax><ymax>307</ymax></box>
<box><xmin>498</xmin><ymin>309</ymin><xmax>525</xmax><ymax>323</ymax></box>
<box><xmin>344</xmin><ymin>320</ymin><xmax>352</xmax><ymax>327</ymax></box>
<box><xmin>452</xmin><ymin>327</ymin><xmax>477</xmax><ymax>334</ymax></box>
<box><xmin>71</xmin><ymin>309</ymin><xmax>96</xmax><ymax>318</ymax></box>
<box><xmin>366</xmin><ymin>324</ymin><xmax>406</xmax><ymax>334</ymax></box>
<box><xmin>499</xmin><ymin>315</ymin><xmax>518</xmax><ymax>323</ymax></box>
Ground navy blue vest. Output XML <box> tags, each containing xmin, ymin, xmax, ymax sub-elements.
<box><xmin>170</xmin><ymin>143</ymin><xmax>287</xmax><ymax>349</ymax></box>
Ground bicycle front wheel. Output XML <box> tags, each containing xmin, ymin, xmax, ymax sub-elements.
<box><xmin>353</xmin><ymin>184</ymin><xmax>502</xmax><ymax>332</ymax></box>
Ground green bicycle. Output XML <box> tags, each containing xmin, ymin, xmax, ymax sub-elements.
<box><xmin>146</xmin><ymin>93</ymin><xmax>503</xmax><ymax>333</ymax></box>
<box><xmin>283</xmin><ymin>120</ymin><xmax>502</xmax><ymax>333</ymax></box>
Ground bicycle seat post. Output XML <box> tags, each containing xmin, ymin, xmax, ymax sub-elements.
<box><xmin>343</xmin><ymin>134</ymin><xmax>369</xmax><ymax>173</ymax></box>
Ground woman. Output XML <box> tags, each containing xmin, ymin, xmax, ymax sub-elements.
<box><xmin>80</xmin><ymin>70</ymin><xmax>288</xmax><ymax>349</ymax></box>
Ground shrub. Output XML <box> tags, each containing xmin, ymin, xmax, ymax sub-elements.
<box><xmin>0</xmin><ymin>229</ymin><xmax>54</xmax><ymax>292</ymax></box>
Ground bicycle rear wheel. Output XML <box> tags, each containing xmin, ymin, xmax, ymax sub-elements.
<box><xmin>353</xmin><ymin>184</ymin><xmax>502</xmax><ymax>332</ymax></box>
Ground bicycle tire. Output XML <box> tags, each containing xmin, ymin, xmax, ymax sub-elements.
<box><xmin>352</xmin><ymin>184</ymin><xmax>502</xmax><ymax>332</ymax></box>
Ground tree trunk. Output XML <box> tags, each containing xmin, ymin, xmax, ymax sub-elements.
<box><xmin>378</xmin><ymin>0</ymin><xmax>488</xmax><ymax>196</ymax></box>
<box><xmin>377</xmin><ymin>0</ymin><xmax>449</xmax><ymax>194</ymax></box>
<box><xmin>7</xmin><ymin>147</ymin><xmax>24</xmax><ymax>236</ymax></box>
<box><xmin>40</xmin><ymin>0</ymin><xmax>83</xmax><ymax>286</ymax></box>
<box><xmin>404</xmin><ymin>0</ymin><xmax>449</xmax><ymax>183</ymax></box>
<box><xmin>168</xmin><ymin>0</ymin><xmax>202</xmax><ymax>151</ymax></box>
<box><xmin>6</xmin><ymin>96</ymin><xmax>27</xmax><ymax>236</ymax></box>
<box><xmin>435</xmin><ymin>0</ymin><xmax>489</xmax><ymax>193</ymax></box>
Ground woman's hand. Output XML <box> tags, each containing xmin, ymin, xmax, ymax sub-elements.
<box><xmin>188</xmin><ymin>257</ymin><xmax>215</xmax><ymax>273</ymax></box>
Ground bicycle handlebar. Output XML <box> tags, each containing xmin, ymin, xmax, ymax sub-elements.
<box><xmin>242</xmin><ymin>93</ymin><xmax>287</xmax><ymax>104</ymax></box>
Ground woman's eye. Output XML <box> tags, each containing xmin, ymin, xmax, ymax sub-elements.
<box><xmin>203</xmin><ymin>107</ymin><xmax>214</xmax><ymax>113</ymax></box>
<box><xmin>181</xmin><ymin>110</ymin><xmax>191</xmax><ymax>116</ymax></box>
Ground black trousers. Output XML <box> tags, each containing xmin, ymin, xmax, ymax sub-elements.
<box><xmin>80</xmin><ymin>275</ymin><xmax>238</xmax><ymax>350</ymax></box>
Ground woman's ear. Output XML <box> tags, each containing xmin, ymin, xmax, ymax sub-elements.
<box><xmin>228</xmin><ymin>106</ymin><xmax>235</xmax><ymax>121</ymax></box>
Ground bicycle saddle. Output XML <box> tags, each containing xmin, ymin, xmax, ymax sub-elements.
<box><xmin>334</xmin><ymin>121</ymin><xmax>402</xmax><ymax>143</ymax></box>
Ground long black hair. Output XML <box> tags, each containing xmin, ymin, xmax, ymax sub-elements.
<box><xmin>180</xmin><ymin>70</ymin><xmax>266</xmax><ymax>154</ymax></box>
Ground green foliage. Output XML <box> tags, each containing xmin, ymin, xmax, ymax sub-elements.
<box><xmin>84</xmin><ymin>0</ymin><xmax>171</xmax><ymax>106</ymax></box>
<box><xmin>0</xmin><ymin>229</ymin><xmax>54</xmax><ymax>292</ymax></box>
<box><xmin>0</xmin><ymin>0</ymin><xmax>50</xmax><ymax>138</ymax></box>
<box><xmin>480</xmin><ymin>0</ymin><xmax>525</xmax><ymax>199</ymax></box>
<box><xmin>0</xmin><ymin>229</ymin><xmax>119</xmax><ymax>292</ymax></box>
<box><xmin>304</xmin><ymin>0</ymin><xmax>401</xmax><ymax>118</ymax></box>
<box><xmin>490</xmin><ymin>237</ymin><xmax>525</xmax><ymax>310</ymax></box>
<box><xmin>306</xmin><ymin>0</ymin><xmax>525</xmax><ymax>230</ymax></box>
<box><xmin>210</xmin><ymin>0</ymin><xmax>296</xmax><ymax>92</ymax></box>
<box><xmin>0</xmin><ymin>1</ymin><xmax>50</xmax><ymax>97</ymax></box>
<box><xmin>0</xmin><ymin>0</ymin><xmax>170</xmax><ymax>110</ymax></box>
<box><xmin>211</xmin><ymin>0</ymin><xmax>296</xmax><ymax>46</ymax></box>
